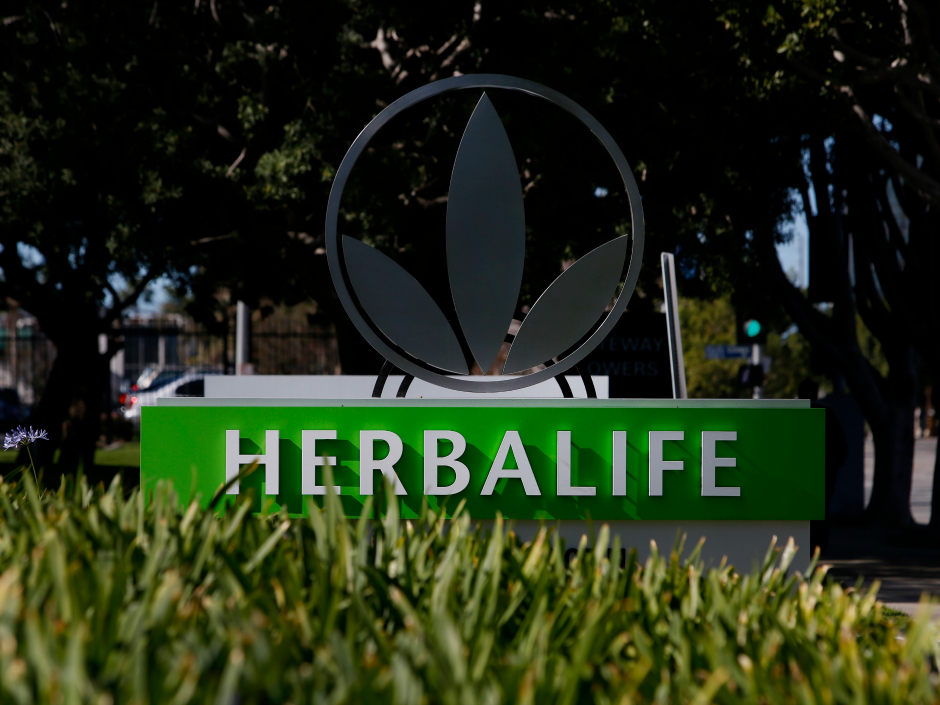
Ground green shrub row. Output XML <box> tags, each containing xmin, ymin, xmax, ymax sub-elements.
<box><xmin>0</xmin><ymin>469</ymin><xmax>937</xmax><ymax>704</ymax></box>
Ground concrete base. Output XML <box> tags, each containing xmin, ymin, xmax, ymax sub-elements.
<box><xmin>482</xmin><ymin>520</ymin><xmax>810</xmax><ymax>572</ymax></box>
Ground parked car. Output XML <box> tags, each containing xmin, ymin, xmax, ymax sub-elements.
<box><xmin>121</xmin><ymin>370</ymin><xmax>219</xmax><ymax>423</ymax></box>
<box><xmin>136</xmin><ymin>367</ymin><xmax>188</xmax><ymax>393</ymax></box>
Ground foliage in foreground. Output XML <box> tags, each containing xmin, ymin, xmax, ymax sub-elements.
<box><xmin>0</xmin><ymin>472</ymin><xmax>937</xmax><ymax>705</ymax></box>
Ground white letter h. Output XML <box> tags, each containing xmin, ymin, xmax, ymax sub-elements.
<box><xmin>226</xmin><ymin>430</ymin><xmax>280</xmax><ymax>495</ymax></box>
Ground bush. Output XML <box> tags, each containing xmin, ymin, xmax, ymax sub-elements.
<box><xmin>0</xmin><ymin>470</ymin><xmax>937</xmax><ymax>704</ymax></box>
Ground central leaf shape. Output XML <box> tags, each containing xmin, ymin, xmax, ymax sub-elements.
<box><xmin>447</xmin><ymin>93</ymin><xmax>525</xmax><ymax>374</ymax></box>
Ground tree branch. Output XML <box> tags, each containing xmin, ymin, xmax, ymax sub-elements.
<box><xmin>843</xmin><ymin>92</ymin><xmax>940</xmax><ymax>207</ymax></box>
<box><xmin>119</xmin><ymin>275</ymin><xmax>153</xmax><ymax>310</ymax></box>
<box><xmin>893</xmin><ymin>84</ymin><xmax>940</xmax><ymax>132</ymax></box>
<box><xmin>225</xmin><ymin>147</ymin><xmax>247</xmax><ymax>178</ymax></box>
<box><xmin>866</xmin><ymin>175</ymin><xmax>934</xmax><ymax>351</ymax></box>
<box><xmin>187</xmin><ymin>232</ymin><xmax>237</xmax><ymax>247</ymax></box>
<box><xmin>787</xmin><ymin>46</ymin><xmax>940</xmax><ymax>206</ymax></box>
<box><xmin>192</xmin><ymin>112</ymin><xmax>238</xmax><ymax>144</ymax></box>
<box><xmin>797</xmin><ymin>180</ymin><xmax>816</xmax><ymax>223</ymax></box>
<box><xmin>829</xmin><ymin>31</ymin><xmax>883</xmax><ymax>68</ymax></box>
<box><xmin>752</xmin><ymin>225</ymin><xmax>841</xmax><ymax>363</ymax></box>
<box><xmin>843</xmin><ymin>65</ymin><xmax>940</xmax><ymax>99</ymax></box>
<box><xmin>105</xmin><ymin>272</ymin><xmax>155</xmax><ymax>323</ymax></box>
<box><xmin>851</xmin><ymin>217</ymin><xmax>896</xmax><ymax>347</ymax></box>
<box><xmin>889</xmin><ymin>172</ymin><xmax>916</xmax><ymax>220</ymax></box>
<box><xmin>759</xmin><ymin>223</ymin><xmax>889</xmax><ymax>420</ymax></box>
<box><xmin>875</xmin><ymin>174</ymin><xmax>911</xmax><ymax>262</ymax></box>
<box><xmin>104</xmin><ymin>278</ymin><xmax>121</xmax><ymax>308</ymax></box>
<box><xmin>908</xmin><ymin>85</ymin><xmax>940</xmax><ymax>168</ymax></box>
<box><xmin>808</xmin><ymin>138</ymin><xmax>832</xmax><ymax>225</ymax></box>
<box><xmin>906</xmin><ymin>0</ymin><xmax>940</xmax><ymax>73</ymax></box>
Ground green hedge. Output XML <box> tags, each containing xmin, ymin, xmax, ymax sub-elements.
<box><xmin>0</xmin><ymin>470</ymin><xmax>936</xmax><ymax>704</ymax></box>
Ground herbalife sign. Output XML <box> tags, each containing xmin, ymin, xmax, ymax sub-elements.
<box><xmin>142</xmin><ymin>75</ymin><xmax>823</xmax><ymax>522</ymax></box>
<box><xmin>145</xmin><ymin>400</ymin><xmax>822</xmax><ymax>520</ymax></box>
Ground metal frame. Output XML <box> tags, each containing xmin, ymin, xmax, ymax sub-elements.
<box><xmin>661</xmin><ymin>252</ymin><xmax>688</xmax><ymax>399</ymax></box>
<box><xmin>326</xmin><ymin>74</ymin><xmax>645</xmax><ymax>393</ymax></box>
<box><xmin>370</xmin><ymin>360</ymin><xmax>597</xmax><ymax>398</ymax></box>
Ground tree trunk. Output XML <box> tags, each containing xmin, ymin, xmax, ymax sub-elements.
<box><xmin>867</xmin><ymin>404</ymin><xmax>916</xmax><ymax>526</ymax></box>
<box><xmin>752</xmin><ymin>213</ymin><xmax>919</xmax><ymax>526</ymax></box>
<box><xmin>18</xmin><ymin>350</ymin><xmax>73</xmax><ymax>468</ymax></box>
<box><xmin>929</xmin><ymin>434</ymin><xmax>940</xmax><ymax>530</ymax></box>
<box><xmin>862</xmin><ymin>335</ymin><xmax>918</xmax><ymax>527</ymax></box>
<box><xmin>18</xmin><ymin>331</ymin><xmax>106</xmax><ymax>481</ymax></box>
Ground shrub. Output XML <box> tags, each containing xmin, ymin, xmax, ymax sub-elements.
<box><xmin>0</xmin><ymin>471</ymin><xmax>936</xmax><ymax>704</ymax></box>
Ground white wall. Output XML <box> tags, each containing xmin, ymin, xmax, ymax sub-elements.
<box><xmin>206</xmin><ymin>375</ymin><xmax>609</xmax><ymax>399</ymax></box>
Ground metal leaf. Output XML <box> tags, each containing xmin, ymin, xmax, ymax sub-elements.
<box><xmin>447</xmin><ymin>92</ymin><xmax>525</xmax><ymax>374</ymax></box>
<box><xmin>503</xmin><ymin>236</ymin><xmax>629</xmax><ymax>374</ymax></box>
<box><xmin>343</xmin><ymin>236</ymin><xmax>469</xmax><ymax>374</ymax></box>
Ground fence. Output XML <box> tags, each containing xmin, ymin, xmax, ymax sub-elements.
<box><xmin>0</xmin><ymin>311</ymin><xmax>58</xmax><ymax>408</ymax></box>
<box><xmin>2</xmin><ymin>305</ymin><xmax>342</xmax><ymax>410</ymax></box>
<box><xmin>118</xmin><ymin>315</ymin><xmax>230</xmax><ymax>390</ymax></box>
<box><xmin>250</xmin><ymin>307</ymin><xmax>341</xmax><ymax>377</ymax></box>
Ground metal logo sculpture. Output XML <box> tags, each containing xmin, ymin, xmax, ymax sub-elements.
<box><xmin>326</xmin><ymin>75</ymin><xmax>645</xmax><ymax>393</ymax></box>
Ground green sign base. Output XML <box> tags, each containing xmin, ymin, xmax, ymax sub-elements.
<box><xmin>142</xmin><ymin>399</ymin><xmax>824</xmax><ymax>522</ymax></box>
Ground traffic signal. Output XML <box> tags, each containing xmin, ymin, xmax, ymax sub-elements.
<box><xmin>736</xmin><ymin>316</ymin><xmax>767</xmax><ymax>346</ymax></box>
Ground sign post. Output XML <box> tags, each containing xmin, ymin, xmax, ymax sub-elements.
<box><xmin>661</xmin><ymin>253</ymin><xmax>688</xmax><ymax>399</ymax></box>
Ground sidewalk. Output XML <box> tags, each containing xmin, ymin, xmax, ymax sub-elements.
<box><xmin>822</xmin><ymin>437</ymin><xmax>940</xmax><ymax>618</ymax></box>
<box><xmin>823</xmin><ymin>525</ymin><xmax>940</xmax><ymax>618</ymax></box>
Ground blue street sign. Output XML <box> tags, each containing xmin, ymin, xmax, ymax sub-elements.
<box><xmin>705</xmin><ymin>345</ymin><xmax>751</xmax><ymax>360</ymax></box>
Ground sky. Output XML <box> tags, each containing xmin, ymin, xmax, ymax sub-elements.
<box><xmin>776</xmin><ymin>209</ymin><xmax>809</xmax><ymax>290</ymax></box>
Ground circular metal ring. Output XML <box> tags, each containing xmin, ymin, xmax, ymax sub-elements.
<box><xmin>325</xmin><ymin>74</ymin><xmax>645</xmax><ymax>392</ymax></box>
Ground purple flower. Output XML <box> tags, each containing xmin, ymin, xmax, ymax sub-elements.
<box><xmin>4</xmin><ymin>426</ymin><xmax>26</xmax><ymax>450</ymax></box>
<box><xmin>3</xmin><ymin>425</ymin><xmax>48</xmax><ymax>450</ymax></box>
<box><xmin>27</xmin><ymin>427</ymin><xmax>48</xmax><ymax>443</ymax></box>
